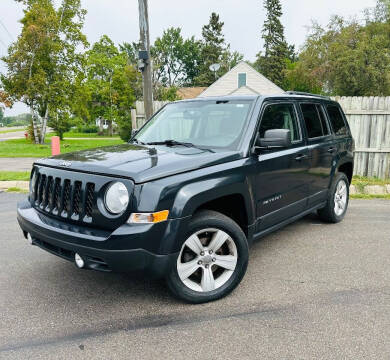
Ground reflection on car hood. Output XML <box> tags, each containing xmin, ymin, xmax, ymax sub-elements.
<box><xmin>34</xmin><ymin>143</ymin><xmax>242</xmax><ymax>183</ymax></box>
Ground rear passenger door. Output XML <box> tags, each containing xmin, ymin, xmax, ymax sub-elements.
<box><xmin>299</xmin><ymin>102</ymin><xmax>335</xmax><ymax>206</ymax></box>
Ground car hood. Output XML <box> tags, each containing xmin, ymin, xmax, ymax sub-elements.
<box><xmin>34</xmin><ymin>143</ymin><xmax>242</xmax><ymax>183</ymax></box>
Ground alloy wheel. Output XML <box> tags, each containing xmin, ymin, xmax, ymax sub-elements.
<box><xmin>177</xmin><ymin>228</ymin><xmax>238</xmax><ymax>292</ymax></box>
<box><xmin>334</xmin><ymin>179</ymin><xmax>348</xmax><ymax>216</ymax></box>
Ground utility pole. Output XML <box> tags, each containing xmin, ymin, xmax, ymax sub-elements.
<box><xmin>138</xmin><ymin>0</ymin><xmax>154</xmax><ymax>120</ymax></box>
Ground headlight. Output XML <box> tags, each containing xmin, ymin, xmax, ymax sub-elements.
<box><xmin>104</xmin><ymin>182</ymin><xmax>129</xmax><ymax>214</ymax></box>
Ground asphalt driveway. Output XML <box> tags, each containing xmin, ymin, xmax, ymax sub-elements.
<box><xmin>0</xmin><ymin>193</ymin><xmax>389</xmax><ymax>359</ymax></box>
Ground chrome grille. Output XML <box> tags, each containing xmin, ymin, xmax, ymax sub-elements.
<box><xmin>32</xmin><ymin>170</ymin><xmax>96</xmax><ymax>223</ymax></box>
<box><xmin>85</xmin><ymin>183</ymin><xmax>95</xmax><ymax>218</ymax></box>
<box><xmin>62</xmin><ymin>179</ymin><xmax>71</xmax><ymax>216</ymax></box>
<box><xmin>53</xmin><ymin>178</ymin><xmax>61</xmax><ymax>214</ymax></box>
<box><xmin>72</xmin><ymin>181</ymin><xmax>82</xmax><ymax>216</ymax></box>
<box><xmin>30</xmin><ymin>165</ymin><xmax>134</xmax><ymax>231</ymax></box>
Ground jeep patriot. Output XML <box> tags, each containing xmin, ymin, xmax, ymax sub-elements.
<box><xmin>17</xmin><ymin>92</ymin><xmax>354</xmax><ymax>303</ymax></box>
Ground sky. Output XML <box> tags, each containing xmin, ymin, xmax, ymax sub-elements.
<box><xmin>0</xmin><ymin>0</ymin><xmax>377</xmax><ymax>116</ymax></box>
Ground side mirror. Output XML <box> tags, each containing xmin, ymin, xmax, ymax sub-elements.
<box><xmin>255</xmin><ymin>129</ymin><xmax>291</xmax><ymax>150</ymax></box>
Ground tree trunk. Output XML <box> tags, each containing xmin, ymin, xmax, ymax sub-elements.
<box><xmin>108</xmin><ymin>120</ymin><xmax>113</xmax><ymax>137</ymax></box>
<box><xmin>40</xmin><ymin>106</ymin><xmax>49</xmax><ymax>144</ymax></box>
<box><xmin>31</xmin><ymin>107</ymin><xmax>39</xmax><ymax>144</ymax></box>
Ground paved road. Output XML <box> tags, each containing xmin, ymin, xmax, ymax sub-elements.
<box><xmin>0</xmin><ymin>158</ymin><xmax>36</xmax><ymax>171</ymax></box>
<box><xmin>1</xmin><ymin>193</ymin><xmax>389</xmax><ymax>359</ymax></box>
<box><xmin>0</xmin><ymin>131</ymin><xmax>26</xmax><ymax>141</ymax></box>
<box><xmin>0</xmin><ymin>127</ymin><xmax>26</xmax><ymax>141</ymax></box>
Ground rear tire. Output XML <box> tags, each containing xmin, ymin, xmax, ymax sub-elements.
<box><xmin>318</xmin><ymin>172</ymin><xmax>349</xmax><ymax>223</ymax></box>
<box><xmin>166</xmin><ymin>210</ymin><xmax>249</xmax><ymax>304</ymax></box>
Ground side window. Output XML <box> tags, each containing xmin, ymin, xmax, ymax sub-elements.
<box><xmin>326</xmin><ymin>105</ymin><xmax>348</xmax><ymax>136</ymax></box>
<box><xmin>300</xmin><ymin>103</ymin><xmax>326</xmax><ymax>139</ymax></box>
<box><xmin>317</xmin><ymin>105</ymin><xmax>330</xmax><ymax>136</ymax></box>
<box><xmin>259</xmin><ymin>103</ymin><xmax>301</xmax><ymax>142</ymax></box>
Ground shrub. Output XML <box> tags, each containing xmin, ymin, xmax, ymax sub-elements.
<box><xmin>76</xmin><ymin>124</ymin><xmax>99</xmax><ymax>133</ymax></box>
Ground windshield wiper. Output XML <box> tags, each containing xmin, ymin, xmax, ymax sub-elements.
<box><xmin>146</xmin><ymin>140</ymin><xmax>215</xmax><ymax>153</ymax></box>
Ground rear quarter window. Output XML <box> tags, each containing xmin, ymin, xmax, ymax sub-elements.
<box><xmin>326</xmin><ymin>105</ymin><xmax>348</xmax><ymax>136</ymax></box>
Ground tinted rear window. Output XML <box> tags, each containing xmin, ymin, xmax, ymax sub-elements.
<box><xmin>317</xmin><ymin>105</ymin><xmax>330</xmax><ymax>135</ymax></box>
<box><xmin>326</xmin><ymin>105</ymin><xmax>348</xmax><ymax>136</ymax></box>
<box><xmin>300</xmin><ymin>103</ymin><xmax>326</xmax><ymax>138</ymax></box>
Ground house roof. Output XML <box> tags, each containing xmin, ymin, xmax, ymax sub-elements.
<box><xmin>177</xmin><ymin>87</ymin><xmax>207</xmax><ymax>99</ymax></box>
<box><xmin>198</xmin><ymin>61</ymin><xmax>283</xmax><ymax>97</ymax></box>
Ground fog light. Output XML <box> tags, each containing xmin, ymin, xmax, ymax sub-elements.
<box><xmin>27</xmin><ymin>233</ymin><xmax>33</xmax><ymax>245</ymax></box>
<box><xmin>75</xmin><ymin>253</ymin><xmax>85</xmax><ymax>268</ymax></box>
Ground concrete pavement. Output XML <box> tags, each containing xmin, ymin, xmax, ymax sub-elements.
<box><xmin>0</xmin><ymin>194</ymin><xmax>390</xmax><ymax>359</ymax></box>
<box><xmin>0</xmin><ymin>158</ymin><xmax>36</xmax><ymax>171</ymax></box>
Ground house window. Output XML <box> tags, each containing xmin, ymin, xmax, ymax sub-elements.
<box><xmin>238</xmin><ymin>73</ymin><xmax>247</xmax><ymax>88</ymax></box>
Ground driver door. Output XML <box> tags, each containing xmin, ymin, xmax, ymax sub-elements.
<box><xmin>254</xmin><ymin>102</ymin><xmax>310</xmax><ymax>232</ymax></box>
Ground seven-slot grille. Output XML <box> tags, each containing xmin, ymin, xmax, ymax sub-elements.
<box><xmin>32</xmin><ymin>172</ymin><xmax>95</xmax><ymax>222</ymax></box>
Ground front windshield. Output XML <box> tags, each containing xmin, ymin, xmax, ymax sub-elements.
<box><xmin>134</xmin><ymin>100</ymin><xmax>253</xmax><ymax>150</ymax></box>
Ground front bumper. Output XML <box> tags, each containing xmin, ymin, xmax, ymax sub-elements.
<box><xmin>17</xmin><ymin>200</ymin><xmax>183</xmax><ymax>278</ymax></box>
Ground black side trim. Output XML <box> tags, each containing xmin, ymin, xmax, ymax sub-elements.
<box><xmin>253</xmin><ymin>202</ymin><xmax>326</xmax><ymax>241</ymax></box>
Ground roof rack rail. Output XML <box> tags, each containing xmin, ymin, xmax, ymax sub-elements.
<box><xmin>285</xmin><ymin>91</ymin><xmax>331</xmax><ymax>100</ymax></box>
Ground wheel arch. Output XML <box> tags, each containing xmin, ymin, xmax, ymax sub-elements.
<box><xmin>171</xmin><ymin>177</ymin><xmax>255</xmax><ymax>233</ymax></box>
<box><xmin>337</xmin><ymin>161</ymin><xmax>353</xmax><ymax>185</ymax></box>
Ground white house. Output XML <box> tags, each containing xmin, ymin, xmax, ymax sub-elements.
<box><xmin>199</xmin><ymin>61</ymin><xmax>283</xmax><ymax>97</ymax></box>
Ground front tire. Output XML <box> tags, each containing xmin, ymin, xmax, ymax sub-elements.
<box><xmin>166</xmin><ymin>210</ymin><xmax>249</xmax><ymax>304</ymax></box>
<box><xmin>318</xmin><ymin>172</ymin><xmax>350</xmax><ymax>223</ymax></box>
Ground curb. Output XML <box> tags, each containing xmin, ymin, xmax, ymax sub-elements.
<box><xmin>350</xmin><ymin>184</ymin><xmax>390</xmax><ymax>195</ymax></box>
<box><xmin>0</xmin><ymin>181</ymin><xmax>29</xmax><ymax>192</ymax></box>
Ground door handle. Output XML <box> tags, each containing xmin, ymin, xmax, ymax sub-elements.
<box><xmin>328</xmin><ymin>147</ymin><xmax>336</xmax><ymax>153</ymax></box>
<box><xmin>295</xmin><ymin>154</ymin><xmax>308</xmax><ymax>161</ymax></box>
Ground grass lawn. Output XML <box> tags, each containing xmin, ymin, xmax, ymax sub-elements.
<box><xmin>6</xmin><ymin>187</ymin><xmax>28</xmax><ymax>193</ymax></box>
<box><xmin>0</xmin><ymin>171</ymin><xmax>30</xmax><ymax>181</ymax></box>
<box><xmin>351</xmin><ymin>175</ymin><xmax>389</xmax><ymax>193</ymax></box>
<box><xmin>0</xmin><ymin>138</ymin><xmax>124</xmax><ymax>158</ymax></box>
<box><xmin>351</xmin><ymin>194</ymin><xmax>390</xmax><ymax>200</ymax></box>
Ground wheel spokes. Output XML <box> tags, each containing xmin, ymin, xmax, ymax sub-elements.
<box><xmin>209</xmin><ymin>230</ymin><xmax>229</xmax><ymax>252</ymax></box>
<box><xmin>338</xmin><ymin>200</ymin><xmax>345</xmax><ymax>210</ymax></box>
<box><xmin>177</xmin><ymin>228</ymin><xmax>238</xmax><ymax>293</ymax></box>
<box><xmin>339</xmin><ymin>184</ymin><xmax>347</xmax><ymax>196</ymax></box>
<box><xmin>177</xmin><ymin>259</ymin><xmax>199</xmax><ymax>281</ymax></box>
<box><xmin>214</xmin><ymin>254</ymin><xmax>237</xmax><ymax>271</ymax></box>
<box><xmin>201</xmin><ymin>267</ymin><xmax>215</xmax><ymax>291</ymax></box>
<box><xmin>185</xmin><ymin>234</ymin><xmax>204</xmax><ymax>255</ymax></box>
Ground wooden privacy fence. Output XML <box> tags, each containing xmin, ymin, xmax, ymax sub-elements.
<box><xmin>132</xmin><ymin>97</ymin><xmax>390</xmax><ymax>179</ymax></box>
<box><xmin>332</xmin><ymin>97</ymin><xmax>390</xmax><ymax>179</ymax></box>
<box><xmin>131</xmin><ymin>101</ymin><xmax>169</xmax><ymax>130</ymax></box>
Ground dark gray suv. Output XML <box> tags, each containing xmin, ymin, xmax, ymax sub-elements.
<box><xmin>17</xmin><ymin>92</ymin><xmax>354</xmax><ymax>303</ymax></box>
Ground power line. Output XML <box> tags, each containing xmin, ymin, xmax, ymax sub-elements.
<box><xmin>0</xmin><ymin>18</ymin><xmax>13</xmax><ymax>41</ymax></box>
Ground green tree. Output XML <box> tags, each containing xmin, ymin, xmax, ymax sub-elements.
<box><xmin>86</xmin><ymin>36</ymin><xmax>137</xmax><ymax>141</ymax></box>
<box><xmin>153</xmin><ymin>27</ymin><xmax>201</xmax><ymax>87</ymax></box>
<box><xmin>1</xmin><ymin>0</ymin><xmax>87</xmax><ymax>143</ymax></box>
<box><xmin>220</xmin><ymin>46</ymin><xmax>244</xmax><ymax>73</ymax></box>
<box><xmin>255</xmin><ymin>0</ymin><xmax>290</xmax><ymax>88</ymax></box>
<box><xmin>282</xmin><ymin>60</ymin><xmax>323</xmax><ymax>94</ymax></box>
<box><xmin>120</xmin><ymin>41</ymin><xmax>142</xmax><ymax>65</ymax></box>
<box><xmin>366</xmin><ymin>0</ymin><xmax>390</xmax><ymax>22</ymax></box>
<box><xmin>195</xmin><ymin>13</ymin><xmax>226</xmax><ymax>86</ymax></box>
<box><xmin>288</xmin><ymin>15</ymin><xmax>390</xmax><ymax>95</ymax></box>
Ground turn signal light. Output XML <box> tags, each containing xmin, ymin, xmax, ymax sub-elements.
<box><xmin>128</xmin><ymin>210</ymin><xmax>169</xmax><ymax>224</ymax></box>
